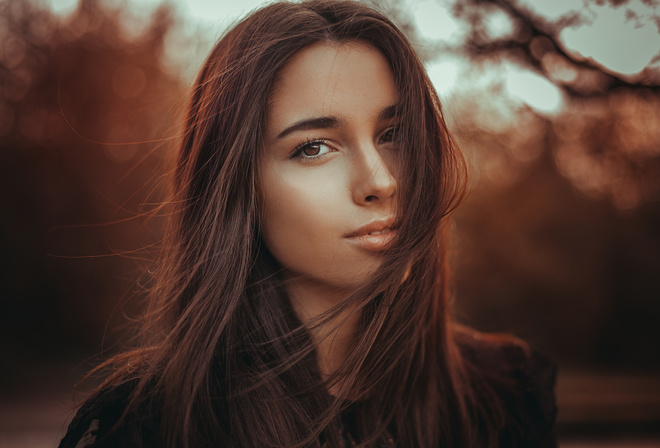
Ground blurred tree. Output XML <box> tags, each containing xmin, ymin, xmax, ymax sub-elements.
<box><xmin>0</xmin><ymin>0</ymin><xmax>183</xmax><ymax>391</ymax></box>
<box><xmin>457</xmin><ymin>0</ymin><xmax>660</xmax><ymax>96</ymax></box>
<box><xmin>406</xmin><ymin>0</ymin><xmax>660</xmax><ymax>369</ymax></box>
<box><xmin>451</xmin><ymin>0</ymin><xmax>660</xmax><ymax>210</ymax></box>
<box><xmin>2</xmin><ymin>0</ymin><xmax>659</xmax><ymax>398</ymax></box>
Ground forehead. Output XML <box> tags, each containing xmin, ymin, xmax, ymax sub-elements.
<box><xmin>266</xmin><ymin>41</ymin><xmax>398</xmax><ymax>131</ymax></box>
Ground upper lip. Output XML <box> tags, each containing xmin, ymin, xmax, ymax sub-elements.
<box><xmin>345</xmin><ymin>217</ymin><xmax>398</xmax><ymax>238</ymax></box>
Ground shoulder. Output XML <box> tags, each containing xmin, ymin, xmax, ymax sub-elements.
<box><xmin>454</xmin><ymin>325</ymin><xmax>558</xmax><ymax>447</ymax></box>
<box><xmin>454</xmin><ymin>325</ymin><xmax>557</xmax><ymax>388</ymax></box>
<box><xmin>58</xmin><ymin>379</ymin><xmax>158</xmax><ymax>448</ymax></box>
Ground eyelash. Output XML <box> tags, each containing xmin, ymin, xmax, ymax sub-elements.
<box><xmin>289</xmin><ymin>126</ymin><xmax>401</xmax><ymax>162</ymax></box>
<box><xmin>379</xmin><ymin>126</ymin><xmax>400</xmax><ymax>144</ymax></box>
<box><xmin>290</xmin><ymin>138</ymin><xmax>332</xmax><ymax>161</ymax></box>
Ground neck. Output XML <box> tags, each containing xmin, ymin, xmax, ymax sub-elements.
<box><xmin>283</xmin><ymin>275</ymin><xmax>360</xmax><ymax>395</ymax></box>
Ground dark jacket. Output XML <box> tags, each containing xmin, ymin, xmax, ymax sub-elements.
<box><xmin>58</xmin><ymin>330</ymin><xmax>557</xmax><ymax>447</ymax></box>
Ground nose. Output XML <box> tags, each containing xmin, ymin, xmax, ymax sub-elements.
<box><xmin>351</xmin><ymin>143</ymin><xmax>397</xmax><ymax>206</ymax></box>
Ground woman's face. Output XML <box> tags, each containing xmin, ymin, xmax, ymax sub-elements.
<box><xmin>260</xmin><ymin>40</ymin><xmax>400</xmax><ymax>298</ymax></box>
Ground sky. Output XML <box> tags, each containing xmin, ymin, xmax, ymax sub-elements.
<box><xmin>45</xmin><ymin>0</ymin><xmax>660</xmax><ymax>115</ymax></box>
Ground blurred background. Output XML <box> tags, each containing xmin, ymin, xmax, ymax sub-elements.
<box><xmin>0</xmin><ymin>0</ymin><xmax>658</xmax><ymax>446</ymax></box>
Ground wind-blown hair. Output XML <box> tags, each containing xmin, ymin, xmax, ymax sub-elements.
<box><xmin>94</xmin><ymin>1</ymin><xmax>507</xmax><ymax>447</ymax></box>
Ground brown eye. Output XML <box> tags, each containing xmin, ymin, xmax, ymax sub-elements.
<box><xmin>292</xmin><ymin>139</ymin><xmax>333</xmax><ymax>160</ymax></box>
<box><xmin>302</xmin><ymin>144</ymin><xmax>323</xmax><ymax>156</ymax></box>
<box><xmin>379</xmin><ymin>126</ymin><xmax>400</xmax><ymax>144</ymax></box>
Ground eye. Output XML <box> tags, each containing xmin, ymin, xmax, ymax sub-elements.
<box><xmin>379</xmin><ymin>126</ymin><xmax>400</xmax><ymax>144</ymax></box>
<box><xmin>291</xmin><ymin>139</ymin><xmax>333</xmax><ymax>161</ymax></box>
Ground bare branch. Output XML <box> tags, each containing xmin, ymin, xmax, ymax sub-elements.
<box><xmin>454</xmin><ymin>0</ymin><xmax>660</xmax><ymax>98</ymax></box>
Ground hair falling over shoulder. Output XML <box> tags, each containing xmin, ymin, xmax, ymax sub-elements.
<box><xmin>90</xmin><ymin>1</ymin><xmax>508</xmax><ymax>447</ymax></box>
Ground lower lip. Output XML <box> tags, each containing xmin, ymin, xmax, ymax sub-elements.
<box><xmin>346</xmin><ymin>229</ymin><xmax>396</xmax><ymax>251</ymax></box>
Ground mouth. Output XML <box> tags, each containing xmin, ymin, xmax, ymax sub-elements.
<box><xmin>345</xmin><ymin>218</ymin><xmax>398</xmax><ymax>251</ymax></box>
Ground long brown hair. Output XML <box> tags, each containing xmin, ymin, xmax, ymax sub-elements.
<box><xmin>94</xmin><ymin>1</ymin><xmax>507</xmax><ymax>446</ymax></box>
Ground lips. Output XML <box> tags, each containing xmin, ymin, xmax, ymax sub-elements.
<box><xmin>345</xmin><ymin>218</ymin><xmax>398</xmax><ymax>251</ymax></box>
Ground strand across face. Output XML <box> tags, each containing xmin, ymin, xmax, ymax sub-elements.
<box><xmin>260</xmin><ymin>40</ymin><xmax>401</xmax><ymax>301</ymax></box>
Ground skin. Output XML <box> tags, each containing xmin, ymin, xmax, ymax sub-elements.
<box><xmin>259</xmin><ymin>41</ymin><xmax>401</xmax><ymax>380</ymax></box>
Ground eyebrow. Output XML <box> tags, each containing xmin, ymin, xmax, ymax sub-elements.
<box><xmin>378</xmin><ymin>104</ymin><xmax>399</xmax><ymax>121</ymax></box>
<box><xmin>277</xmin><ymin>116</ymin><xmax>340</xmax><ymax>139</ymax></box>
<box><xmin>276</xmin><ymin>104</ymin><xmax>400</xmax><ymax>139</ymax></box>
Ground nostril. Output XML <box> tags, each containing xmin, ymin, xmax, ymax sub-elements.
<box><xmin>365</xmin><ymin>195</ymin><xmax>377</xmax><ymax>202</ymax></box>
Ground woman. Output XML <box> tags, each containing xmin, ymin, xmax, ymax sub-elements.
<box><xmin>59</xmin><ymin>1</ymin><xmax>557</xmax><ymax>447</ymax></box>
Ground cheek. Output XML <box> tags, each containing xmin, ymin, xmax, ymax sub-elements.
<box><xmin>259</xmin><ymin>167</ymin><xmax>345</xmax><ymax>269</ymax></box>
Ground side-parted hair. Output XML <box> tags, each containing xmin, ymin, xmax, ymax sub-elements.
<box><xmin>95</xmin><ymin>1</ymin><xmax>508</xmax><ymax>447</ymax></box>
